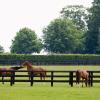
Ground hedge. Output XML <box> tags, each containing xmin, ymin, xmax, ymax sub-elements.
<box><xmin>0</xmin><ymin>54</ymin><xmax>100</xmax><ymax>65</ymax></box>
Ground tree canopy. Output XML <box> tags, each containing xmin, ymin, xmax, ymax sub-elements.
<box><xmin>0</xmin><ymin>45</ymin><xmax>4</xmax><ymax>53</ymax></box>
<box><xmin>43</xmin><ymin>18</ymin><xmax>82</xmax><ymax>53</ymax></box>
<box><xmin>85</xmin><ymin>0</ymin><xmax>100</xmax><ymax>53</ymax></box>
<box><xmin>60</xmin><ymin>5</ymin><xmax>88</xmax><ymax>53</ymax></box>
<box><xmin>10</xmin><ymin>27</ymin><xmax>43</xmax><ymax>54</ymax></box>
<box><xmin>60</xmin><ymin>5</ymin><xmax>88</xmax><ymax>32</ymax></box>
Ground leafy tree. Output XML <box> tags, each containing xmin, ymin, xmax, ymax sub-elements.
<box><xmin>0</xmin><ymin>45</ymin><xmax>4</xmax><ymax>53</ymax></box>
<box><xmin>60</xmin><ymin>5</ymin><xmax>88</xmax><ymax>53</ymax></box>
<box><xmin>96</xmin><ymin>28</ymin><xmax>100</xmax><ymax>53</ymax></box>
<box><xmin>85</xmin><ymin>0</ymin><xmax>100</xmax><ymax>53</ymax></box>
<box><xmin>43</xmin><ymin>18</ymin><xmax>82</xmax><ymax>53</ymax></box>
<box><xmin>60</xmin><ymin>5</ymin><xmax>88</xmax><ymax>31</ymax></box>
<box><xmin>10</xmin><ymin>27</ymin><xmax>43</xmax><ymax>54</ymax></box>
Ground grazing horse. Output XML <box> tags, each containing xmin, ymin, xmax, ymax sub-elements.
<box><xmin>22</xmin><ymin>61</ymin><xmax>46</xmax><ymax>80</ymax></box>
<box><xmin>0</xmin><ymin>66</ymin><xmax>24</xmax><ymax>84</ymax></box>
<box><xmin>76</xmin><ymin>69</ymin><xmax>90</xmax><ymax>87</ymax></box>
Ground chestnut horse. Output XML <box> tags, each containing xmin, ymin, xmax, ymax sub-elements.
<box><xmin>22</xmin><ymin>61</ymin><xmax>46</xmax><ymax>80</ymax></box>
<box><xmin>0</xmin><ymin>66</ymin><xmax>23</xmax><ymax>84</ymax></box>
<box><xmin>76</xmin><ymin>69</ymin><xmax>90</xmax><ymax>87</ymax></box>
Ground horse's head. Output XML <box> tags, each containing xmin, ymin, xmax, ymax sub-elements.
<box><xmin>22</xmin><ymin>61</ymin><xmax>33</xmax><ymax>70</ymax></box>
<box><xmin>22</xmin><ymin>61</ymin><xmax>30</xmax><ymax>66</ymax></box>
<box><xmin>10</xmin><ymin>66</ymin><xmax>24</xmax><ymax>70</ymax></box>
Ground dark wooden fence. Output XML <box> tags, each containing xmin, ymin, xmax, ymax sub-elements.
<box><xmin>0</xmin><ymin>70</ymin><xmax>100</xmax><ymax>87</ymax></box>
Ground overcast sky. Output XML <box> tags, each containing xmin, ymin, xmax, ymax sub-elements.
<box><xmin>0</xmin><ymin>0</ymin><xmax>93</xmax><ymax>52</ymax></box>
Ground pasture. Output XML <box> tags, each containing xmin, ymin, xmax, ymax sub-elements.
<box><xmin>0</xmin><ymin>65</ymin><xmax>100</xmax><ymax>100</ymax></box>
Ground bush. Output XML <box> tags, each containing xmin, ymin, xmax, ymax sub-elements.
<box><xmin>0</xmin><ymin>54</ymin><xmax>100</xmax><ymax>65</ymax></box>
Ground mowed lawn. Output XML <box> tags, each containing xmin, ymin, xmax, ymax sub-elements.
<box><xmin>0</xmin><ymin>65</ymin><xmax>100</xmax><ymax>100</ymax></box>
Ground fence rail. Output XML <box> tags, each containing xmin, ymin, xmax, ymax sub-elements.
<box><xmin>0</xmin><ymin>70</ymin><xmax>100</xmax><ymax>87</ymax></box>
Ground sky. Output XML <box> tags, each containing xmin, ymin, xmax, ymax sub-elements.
<box><xmin>0</xmin><ymin>0</ymin><xmax>93</xmax><ymax>52</ymax></box>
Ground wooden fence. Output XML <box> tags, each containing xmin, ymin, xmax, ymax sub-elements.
<box><xmin>0</xmin><ymin>70</ymin><xmax>100</xmax><ymax>87</ymax></box>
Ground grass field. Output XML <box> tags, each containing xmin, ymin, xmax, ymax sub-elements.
<box><xmin>0</xmin><ymin>65</ymin><xmax>100</xmax><ymax>100</ymax></box>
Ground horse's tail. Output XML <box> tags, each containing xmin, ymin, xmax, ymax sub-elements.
<box><xmin>76</xmin><ymin>70</ymin><xmax>80</xmax><ymax>84</ymax></box>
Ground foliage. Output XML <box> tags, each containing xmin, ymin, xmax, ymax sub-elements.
<box><xmin>60</xmin><ymin>5</ymin><xmax>88</xmax><ymax>53</ymax></box>
<box><xmin>43</xmin><ymin>18</ymin><xmax>82</xmax><ymax>53</ymax></box>
<box><xmin>10</xmin><ymin>27</ymin><xmax>43</xmax><ymax>54</ymax></box>
<box><xmin>96</xmin><ymin>29</ymin><xmax>100</xmax><ymax>53</ymax></box>
<box><xmin>85</xmin><ymin>0</ymin><xmax>100</xmax><ymax>53</ymax></box>
<box><xmin>0</xmin><ymin>45</ymin><xmax>4</xmax><ymax>53</ymax></box>
<box><xmin>60</xmin><ymin>5</ymin><xmax>88</xmax><ymax>32</ymax></box>
<box><xmin>0</xmin><ymin>54</ymin><xmax>100</xmax><ymax>65</ymax></box>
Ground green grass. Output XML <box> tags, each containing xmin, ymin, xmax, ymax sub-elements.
<box><xmin>0</xmin><ymin>83</ymin><xmax>100</xmax><ymax>100</ymax></box>
<box><xmin>0</xmin><ymin>65</ymin><xmax>100</xmax><ymax>100</ymax></box>
<box><xmin>38</xmin><ymin>65</ymin><xmax>100</xmax><ymax>70</ymax></box>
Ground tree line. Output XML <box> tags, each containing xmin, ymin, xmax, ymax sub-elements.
<box><xmin>0</xmin><ymin>0</ymin><xmax>100</xmax><ymax>54</ymax></box>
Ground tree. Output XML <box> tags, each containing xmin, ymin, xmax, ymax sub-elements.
<box><xmin>96</xmin><ymin>28</ymin><xmax>100</xmax><ymax>53</ymax></box>
<box><xmin>43</xmin><ymin>18</ymin><xmax>82</xmax><ymax>53</ymax></box>
<box><xmin>60</xmin><ymin>5</ymin><xmax>88</xmax><ymax>53</ymax></box>
<box><xmin>60</xmin><ymin>5</ymin><xmax>88</xmax><ymax>32</ymax></box>
<box><xmin>0</xmin><ymin>45</ymin><xmax>4</xmax><ymax>53</ymax></box>
<box><xmin>10</xmin><ymin>27</ymin><xmax>43</xmax><ymax>54</ymax></box>
<box><xmin>85</xmin><ymin>0</ymin><xmax>100</xmax><ymax>53</ymax></box>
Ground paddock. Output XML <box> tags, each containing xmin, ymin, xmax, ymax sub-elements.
<box><xmin>0</xmin><ymin>65</ymin><xmax>100</xmax><ymax>100</ymax></box>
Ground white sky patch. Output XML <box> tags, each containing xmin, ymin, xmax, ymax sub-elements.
<box><xmin>0</xmin><ymin>0</ymin><xmax>93</xmax><ymax>52</ymax></box>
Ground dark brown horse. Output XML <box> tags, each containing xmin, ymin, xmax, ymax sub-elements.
<box><xmin>76</xmin><ymin>69</ymin><xmax>90</xmax><ymax>87</ymax></box>
<box><xmin>0</xmin><ymin>66</ymin><xmax>24</xmax><ymax>84</ymax></box>
<box><xmin>22</xmin><ymin>61</ymin><xmax>46</xmax><ymax>80</ymax></box>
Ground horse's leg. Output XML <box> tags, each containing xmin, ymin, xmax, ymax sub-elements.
<box><xmin>29</xmin><ymin>75</ymin><xmax>31</xmax><ymax>80</ymax></box>
<box><xmin>78</xmin><ymin>77</ymin><xmax>80</xmax><ymax>85</ymax></box>
<box><xmin>82</xmin><ymin>78</ymin><xmax>84</xmax><ymax>87</ymax></box>
<box><xmin>2</xmin><ymin>76</ymin><xmax>4</xmax><ymax>84</ymax></box>
<box><xmin>42</xmin><ymin>73</ymin><xmax>45</xmax><ymax>80</ymax></box>
<box><xmin>43</xmin><ymin>74</ymin><xmax>45</xmax><ymax>80</ymax></box>
<box><xmin>40</xmin><ymin>74</ymin><xmax>42</xmax><ymax>80</ymax></box>
<box><xmin>76</xmin><ymin>76</ymin><xmax>80</xmax><ymax>86</ymax></box>
<box><xmin>28</xmin><ymin>72</ymin><xmax>31</xmax><ymax>80</ymax></box>
<box><xmin>43</xmin><ymin>73</ymin><xmax>45</xmax><ymax>80</ymax></box>
<box><xmin>88</xmin><ymin>79</ymin><xmax>90</xmax><ymax>87</ymax></box>
<box><xmin>85</xmin><ymin>79</ymin><xmax>88</xmax><ymax>87</ymax></box>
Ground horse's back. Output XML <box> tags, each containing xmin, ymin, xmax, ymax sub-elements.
<box><xmin>77</xmin><ymin>69</ymin><xmax>88</xmax><ymax>79</ymax></box>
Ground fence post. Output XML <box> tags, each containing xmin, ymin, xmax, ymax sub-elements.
<box><xmin>69</xmin><ymin>72</ymin><xmax>73</xmax><ymax>87</ymax></box>
<box><xmin>30</xmin><ymin>71</ymin><xmax>34</xmax><ymax>86</ymax></box>
<box><xmin>51</xmin><ymin>71</ymin><xmax>54</xmax><ymax>87</ymax></box>
<box><xmin>12</xmin><ymin>71</ymin><xmax>15</xmax><ymax>85</ymax></box>
<box><xmin>10</xmin><ymin>71</ymin><xmax>13</xmax><ymax>86</ymax></box>
<box><xmin>2</xmin><ymin>76</ymin><xmax>4</xmax><ymax>84</ymax></box>
<box><xmin>90</xmin><ymin>72</ymin><xmax>93</xmax><ymax>87</ymax></box>
<box><xmin>88</xmin><ymin>71</ymin><xmax>93</xmax><ymax>87</ymax></box>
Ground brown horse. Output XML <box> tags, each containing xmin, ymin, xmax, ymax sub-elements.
<box><xmin>22</xmin><ymin>61</ymin><xmax>46</xmax><ymax>80</ymax></box>
<box><xmin>76</xmin><ymin>69</ymin><xmax>90</xmax><ymax>87</ymax></box>
<box><xmin>0</xmin><ymin>66</ymin><xmax>24</xmax><ymax>84</ymax></box>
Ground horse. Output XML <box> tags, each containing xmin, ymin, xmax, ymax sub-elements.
<box><xmin>0</xmin><ymin>66</ymin><xmax>24</xmax><ymax>84</ymax></box>
<box><xmin>76</xmin><ymin>69</ymin><xmax>90</xmax><ymax>87</ymax></box>
<box><xmin>22</xmin><ymin>61</ymin><xmax>46</xmax><ymax>80</ymax></box>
